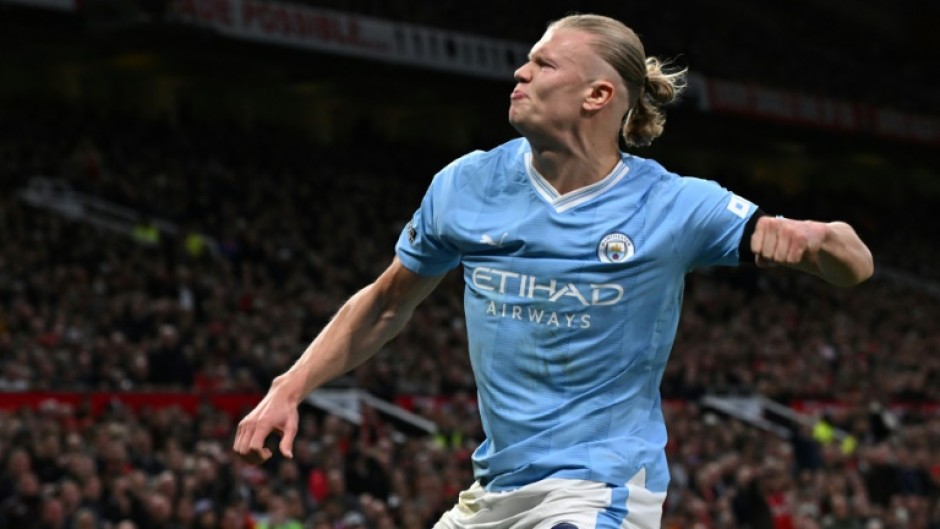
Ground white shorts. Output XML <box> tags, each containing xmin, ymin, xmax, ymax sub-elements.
<box><xmin>432</xmin><ymin>469</ymin><xmax>666</xmax><ymax>529</ymax></box>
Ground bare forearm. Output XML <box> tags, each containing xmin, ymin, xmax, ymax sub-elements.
<box><xmin>752</xmin><ymin>216</ymin><xmax>873</xmax><ymax>287</ymax></box>
<box><xmin>801</xmin><ymin>221</ymin><xmax>874</xmax><ymax>287</ymax></box>
<box><xmin>233</xmin><ymin>259</ymin><xmax>441</xmax><ymax>465</ymax></box>
<box><xmin>272</xmin><ymin>283</ymin><xmax>411</xmax><ymax>404</ymax></box>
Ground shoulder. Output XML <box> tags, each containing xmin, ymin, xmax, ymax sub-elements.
<box><xmin>624</xmin><ymin>154</ymin><xmax>724</xmax><ymax>198</ymax></box>
<box><xmin>620</xmin><ymin>155</ymin><xmax>747</xmax><ymax>224</ymax></box>
<box><xmin>676</xmin><ymin>176</ymin><xmax>729</xmax><ymax>197</ymax></box>
<box><xmin>620</xmin><ymin>153</ymin><xmax>684</xmax><ymax>201</ymax></box>
<box><xmin>621</xmin><ymin>153</ymin><xmax>679</xmax><ymax>187</ymax></box>
<box><xmin>433</xmin><ymin>138</ymin><xmax>529</xmax><ymax>194</ymax></box>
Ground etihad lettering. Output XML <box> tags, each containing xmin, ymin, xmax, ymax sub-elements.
<box><xmin>471</xmin><ymin>267</ymin><xmax>624</xmax><ymax>306</ymax></box>
<box><xmin>486</xmin><ymin>302</ymin><xmax>591</xmax><ymax>328</ymax></box>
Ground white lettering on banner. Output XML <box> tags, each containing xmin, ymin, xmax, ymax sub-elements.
<box><xmin>698</xmin><ymin>73</ymin><xmax>939</xmax><ymax>145</ymax></box>
<box><xmin>170</xmin><ymin>0</ymin><xmax>528</xmax><ymax>80</ymax></box>
<box><xmin>240</xmin><ymin>0</ymin><xmax>381</xmax><ymax>50</ymax></box>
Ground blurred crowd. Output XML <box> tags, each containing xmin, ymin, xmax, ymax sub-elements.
<box><xmin>662</xmin><ymin>403</ymin><xmax>940</xmax><ymax>529</ymax></box>
<box><xmin>1</xmin><ymin>105</ymin><xmax>938</xmax><ymax>528</ymax></box>
<box><xmin>1</xmin><ymin>393</ymin><xmax>938</xmax><ymax>529</ymax></box>
<box><xmin>0</xmin><ymin>397</ymin><xmax>477</xmax><ymax>529</ymax></box>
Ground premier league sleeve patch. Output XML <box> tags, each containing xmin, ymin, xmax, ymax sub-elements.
<box><xmin>598</xmin><ymin>232</ymin><xmax>635</xmax><ymax>263</ymax></box>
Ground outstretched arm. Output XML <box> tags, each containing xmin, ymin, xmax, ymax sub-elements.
<box><xmin>233</xmin><ymin>257</ymin><xmax>444</xmax><ymax>463</ymax></box>
<box><xmin>750</xmin><ymin>216</ymin><xmax>874</xmax><ymax>287</ymax></box>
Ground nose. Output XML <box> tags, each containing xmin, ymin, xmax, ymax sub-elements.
<box><xmin>514</xmin><ymin>62</ymin><xmax>532</xmax><ymax>83</ymax></box>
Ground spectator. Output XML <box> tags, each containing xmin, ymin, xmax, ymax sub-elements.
<box><xmin>0</xmin><ymin>472</ymin><xmax>43</xmax><ymax>529</ymax></box>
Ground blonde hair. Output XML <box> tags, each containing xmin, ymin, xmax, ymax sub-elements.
<box><xmin>549</xmin><ymin>14</ymin><xmax>687</xmax><ymax>147</ymax></box>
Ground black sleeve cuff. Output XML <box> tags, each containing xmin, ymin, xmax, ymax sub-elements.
<box><xmin>738</xmin><ymin>208</ymin><xmax>769</xmax><ymax>264</ymax></box>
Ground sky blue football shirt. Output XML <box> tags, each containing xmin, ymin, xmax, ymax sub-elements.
<box><xmin>396</xmin><ymin>137</ymin><xmax>756</xmax><ymax>493</ymax></box>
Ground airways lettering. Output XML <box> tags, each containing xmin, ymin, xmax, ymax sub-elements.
<box><xmin>485</xmin><ymin>302</ymin><xmax>591</xmax><ymax>328</ymax></box>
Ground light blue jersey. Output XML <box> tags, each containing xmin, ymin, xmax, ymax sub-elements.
<box><xmin>396</xmin><ymin>138</ymin><xmax>756</xmax><ymax>495</ymax></box>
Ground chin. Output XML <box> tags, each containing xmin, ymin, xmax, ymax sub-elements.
<box><xmin>508</xmin><ymin>113</ymin><xmax>528</xmax><ymax>135</ymax></box>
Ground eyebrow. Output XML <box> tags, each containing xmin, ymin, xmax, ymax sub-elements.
<box><xmin>528</xmin><ymin>49</ymin><xmax>556</xmax><ymax>64</ymax></box>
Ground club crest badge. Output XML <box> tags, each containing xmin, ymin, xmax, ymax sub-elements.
<box><xmin>597</xmin><ymin>232</ymin><xmax>635</xmax><ymax>263</ymax></box>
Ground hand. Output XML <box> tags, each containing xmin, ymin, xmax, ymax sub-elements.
<box><xmin>233</xmin><ymin>385</ymin><xmax>299</xmax><ymax>464</ymax></box>
<box><xmin>750</xmin><ymin>216</ymin><xmax>827</xmax><ymax>268</ymax></box>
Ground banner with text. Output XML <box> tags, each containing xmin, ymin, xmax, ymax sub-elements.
<box><xmin>169</xmin><ymin>1</ymin><xmax>938</xmax><ymax>145</ymax></box>
<box><xmin>170</xmin><ymin>0</ymin><xmax>529</xmax><ymax>81</ymax></box>
<box><xmin>693</xmin><ymin>73</ymin><xmax>940</xmax><ymax>145</ymax></box>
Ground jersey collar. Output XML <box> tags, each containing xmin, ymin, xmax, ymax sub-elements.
<box><xmin>524</xmin><ymin>152</ymin><xmax>630</xmax><ymax>213</ymax></box>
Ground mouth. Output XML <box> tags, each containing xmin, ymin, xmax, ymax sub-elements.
<box><xmin>510</xmin><ymin>89</ymin><xmax>526</xmax><ymax>101</ymax></box>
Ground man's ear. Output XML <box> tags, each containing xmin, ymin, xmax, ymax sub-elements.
<box><xmin>583</xmin><ymin>81</ymin><xmax>616</xmax><ymax>111</ymax></box>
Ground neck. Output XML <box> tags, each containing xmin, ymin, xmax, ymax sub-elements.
<box><xmin>528</xmin><ymin>138</ymin><xmax>621</xmax><ymax>195</ymax></box>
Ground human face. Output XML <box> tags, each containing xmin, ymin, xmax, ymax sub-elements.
<box><xmin>509</xmin><ymin>28</ymin><xmax>599</xmax><ymax>137</ymax></box>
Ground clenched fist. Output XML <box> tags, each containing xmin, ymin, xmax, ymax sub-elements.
<box><xmin>750</xmin><ymin>216</ymin><xmax>827</xmax><ymax>268</ymax></box>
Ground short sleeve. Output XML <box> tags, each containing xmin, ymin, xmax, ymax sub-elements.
<box><xmin>676</xmin><ymin>177</ymin><xmax>758</xmax><ymax>269</ymax></box>
<box><xmin>395</xmin><ymin>170</ymin><xmax>462</xmax><ymax>276</ymax></box>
